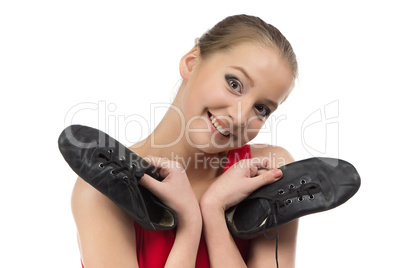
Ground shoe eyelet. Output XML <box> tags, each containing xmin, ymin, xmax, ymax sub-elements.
<box><xmin>289</xmin><ymin>184</ymin><xmax>295</xmax><ymax>190</ymax></box>
<box><xmin>300</xmin><ymin>179</ymin><xmax>306</xmax><ymax>184</ymax></box>
<box><xmin>278</xmin><ymin>189</ymin><xmax>285</xmax><ymax>195</ymax></box>
<box><xmin>110</xmin><ymin>170</ymin><xmax>116</xmax><ymax>175</ymax></box>
<box><xmin>285</xmin><ymin>199</ymin><xmax>293</xmax><ymax>205</ymax></box>
<box><xmin>309</xmin><ymin>195</ymin><xmax>315</xmax><ymax>200</ymax></box>
<box><xmin>99</xmin><ymin>163</ymin><xmax>105</xmax><ymax>169</ymax></box>
<box><xmin>119</xmin><ymin>156</ymin><xmax>125</xmax><ymax>161</ymax></box>
<box><xmin>298</xmin><ymin>196</ymin><xmax>304</xmax><ymax>202</ymax></box>
<box><xmin>108</xmin><ymin>149</ymin><xmax>113</xmax><ymax>154</ymax></box>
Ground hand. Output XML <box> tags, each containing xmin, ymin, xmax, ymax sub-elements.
<box><xmin>140</xmin><ymin>156</ymin><xmax>202</xmax><ymax>267</ymax></box>
<box><xmin>139</xmin><ymin>156</ymin><xmax>201</xmax><ymax>222</ymax></box>
<box><xmin>201</xmin><ymin>157</ymin><xmax>283</xmax><ymax>212</ymax></box>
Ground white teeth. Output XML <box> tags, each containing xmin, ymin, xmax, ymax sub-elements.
<box><xmin>209</xmin><ymin>115</ymin><xmax>230</xmax><ymax>136</ymax></box>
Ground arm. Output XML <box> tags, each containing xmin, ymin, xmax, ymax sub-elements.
<box><xmin>71</xmin><ymin>177</ymin><xmax>139</xmax><ymax>268</ymax></box>
<box><xmin>200</xmin><ymin>199</ymin><xmax>246</xmax><ymax>268</ymax></box>
<box><xmin>72</xmin><ymin>156</ymin><xmax>203</xmax><ymax>268</ymax></box>
<box><xmin>165</xmin><ymin>213</ymin><xmax>202</xmax><ymax>267</ymax></box>
<box><xmin>200</xmin><ymin>157</ymin><xmax>283</xmax><ymax>268</ymax></box>
<box><xmin>247</xmin><ymin>220</ymin><xmax>298</xmax><ymax>268</ymax></box>
<box><xmin>200</xmin><ymin>145</ymin><xmax>298</xmax><ymax>268</ymax></box>
<box><xmin>139</xmin><ymin>156</ymin><xmax>202</xmax><ymax>268</ymax></box>
<box><xmin>200</xmin><ymin>202</ymin><xmax>298</xmax><ymax>268</ymax></box>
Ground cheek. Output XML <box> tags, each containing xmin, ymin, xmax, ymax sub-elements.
<box><xmin>194</xmin><ymin>86</ymin><xmax>231</xmax><ymax>113</ymax></box>
<box><xmin>247</xmin><ymin>119</ymin><xmax>265</xmax><ymax>137</ymax></box>
<box><xmin>193</xmin><ymin>70</ymin><xmax>229</xmax><ymax>104</ymax></box>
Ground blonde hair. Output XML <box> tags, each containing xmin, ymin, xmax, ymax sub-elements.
<box><xmin>196</xmin><ymin>14</ymin><xmax>298</xmax><ymax>82</ymax></box>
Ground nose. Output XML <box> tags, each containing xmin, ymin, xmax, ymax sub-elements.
<box><xmin>228</xmin><ymin>100</ymin><xmax>254</xmax><ymax>128</ymax></box>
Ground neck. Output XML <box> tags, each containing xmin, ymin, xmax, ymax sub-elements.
<box><xmin>129</xmin><ymin>105</ymin><xmax>228</xmax><ymax>175</ymax></box>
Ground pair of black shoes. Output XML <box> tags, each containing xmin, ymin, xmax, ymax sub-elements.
<box><xmin>58</xmin><ymin>125</ymin><xmax>360</xmax><ymax>235</ymax></box>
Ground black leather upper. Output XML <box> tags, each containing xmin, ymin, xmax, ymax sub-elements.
<box><xmin>226</xmin><ymin>157</ymin><xmax>361</xmax><ymax>239</ymax></box>
<box><xmin>58</xmin><ymin>124</ymin><xmax>177</xmax><ymax>231</ymax></box>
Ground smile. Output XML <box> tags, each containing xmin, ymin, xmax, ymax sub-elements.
<box><xmin>208</xmin><ymin>111</ymin><xmax>231</xmax><ymax>137</ymax></box>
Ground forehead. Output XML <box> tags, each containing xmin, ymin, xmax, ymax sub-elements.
<box><xmin>204</xmin><ymin>43</ymin><xmax>294</xmax><ymax>103</ymax></box>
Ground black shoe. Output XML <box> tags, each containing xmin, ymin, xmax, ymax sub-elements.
<box><xmin>58</xmin><ymin>124</ymin><xmax>177</xmax><ymax>231</ymax></box>
<box><xmin>226</xmin><ymin>157</ymin><xmax>360</xmax><ymax>239</ymax></box>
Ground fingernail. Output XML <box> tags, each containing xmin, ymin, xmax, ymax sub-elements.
<box><xmin>273</xmin><ymin>169</ymin><xmax>282</xmax><ymax>179</ymax></box>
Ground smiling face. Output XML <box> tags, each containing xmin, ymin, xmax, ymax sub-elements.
<box><xmin>177</xmin><ymin>42</ymin><xmax>294</xmax><ymax>153</ymax></box>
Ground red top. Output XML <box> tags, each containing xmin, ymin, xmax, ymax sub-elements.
<box><xmin>82</xmin><ymin>144</ymin><xmax>251</xmax><ymax>268</ymax></box>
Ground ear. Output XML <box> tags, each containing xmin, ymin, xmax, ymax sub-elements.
<box><xmin>179</xmin><ymin>46</ymin><xmax>200</xmax><ymax>80</ymax></box>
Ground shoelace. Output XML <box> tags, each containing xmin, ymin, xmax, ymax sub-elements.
<box><xmin>96</xmin><ymin>148</ymin><xmax>152</xmax><ymax>220</ymax></box>
<box><xmin>260</xmin><ymin>181</ymin><xmax>321</xmax><ymax>268</ymax></box>
<box><xmin>97</xmin><ymin>149</ymin><xmax>145</xmax><ymax>184</ymax></box>
<box><xmin>262</xmin><ymin>200</ymin><xmax>282</xmax><ymax>268</ymax></box>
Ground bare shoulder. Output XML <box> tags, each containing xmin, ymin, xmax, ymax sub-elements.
<box><xmin>71</xmin><ymin>177</ymin><xmax>138</xmax><ymax>268</ymax></box>
<box><xmin>250</xmin><ymin>144</ymin><xmax>294</xmax><ymax>168</ymax></box>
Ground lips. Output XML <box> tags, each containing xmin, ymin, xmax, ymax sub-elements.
<box><xmin>207</xmin><ymin>111</ymin><xmax>232</xmax><ymax>137</ymax></box>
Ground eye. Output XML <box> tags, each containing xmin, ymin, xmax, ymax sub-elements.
<box><xmin>254</xmin><ymin>104</ymin><xmax>271</xmax><ymax>120</ymax></box>
<box><xmin>225</xmin><ymin>75</ymin><xmax>243</xmax><ymax>94</ymax></box>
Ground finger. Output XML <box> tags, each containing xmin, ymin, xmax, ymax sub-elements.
<box><xmin>248</xmin><ymin>157</ymin><xmax>270</xmax><ymax>177</ymax></box>
<box><xmin>139</xmin><ymin>173</ymin><xmax>162</xmax><ymax>196</ymax></box>
<box><xmin>143</xmin><ymin>156</ymin><xmax>175</xmax><ymax>178</ymax></box>
<box><xmin>143</xmin><ymin>155</ymin><xmax>162</xmax><ymax>168</ymax></box>
<box><xmin>231</xmin><ymin>158</ymin><xmax>258</xmax><ymax>177</ymax></box>
<box><xmin>256</xmin><ymin>168</ymin><xmax>269</xmax><ymax>176</ymax></box>
<box><xmin>251</xmin><ymin>157</ymin><xmax>270</xmax><ymax>169</ymax></box>
<box><xmin>249</xmin><ymin>162</ymin><xmax>259</xmax><ymax>177</ymax></box>
<box><xmin>248</xmin><ymin>168</ymin><xmax>283</xmax><ymax>191</ymax></box>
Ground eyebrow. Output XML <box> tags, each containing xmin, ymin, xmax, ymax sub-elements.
<box><xmin>230</xmin><ymin>66</ymin><xmax>255</xmax><ymax>87</ymax></box>
<box><xmin>230</xmin><ymin>65</ymin><xmax>278</xmax><ymax>109</ymax></box>
<box><xmin>264</xmin><ymin>98</ymin><xmax>278</xmax><ymax>110</ymax></box>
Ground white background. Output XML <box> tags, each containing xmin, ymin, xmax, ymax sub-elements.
<box><xmin>1</xmin><ymin>0</ymin><xmax>401</xmax><ymax>267</ymax></box>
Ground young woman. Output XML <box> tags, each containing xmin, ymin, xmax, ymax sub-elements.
<box><xmin>71</xmin><ymin>14</ymin><xmax>299</xmax><ymax>268</ymax></box>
